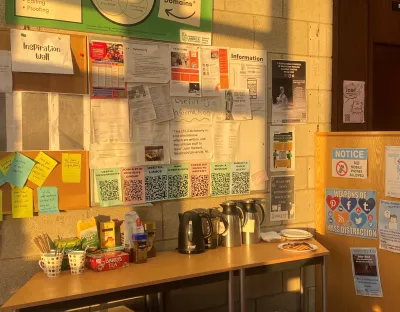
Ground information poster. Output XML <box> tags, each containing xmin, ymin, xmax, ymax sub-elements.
<box><xmin>343</xmin><ymin>81</ymin><xmax>365</xmax><ymax>123</ymax></box>
<box><xmin>201</xmin><ymin>47</ymin><xmax>229</xmax><ymax>97</ymax></box>
<box><xmin>89</xmin><ymin>40</ymin><xmax>126</xmax><ymax>99</ymax></box>
<box><xmin>326</xmin><ymin>189</ymin><xmax>377</xmax><ymax>239</ymax></box>
<box><xmin>172</xmin><ymin>97</ymin><xmax>220</xmax><ymax>124</ymax></box>
<box><xmin>121</xmin><ymin>167</ymin><xmax>145</xmax><ymax>205</ymax></box>
<box><xmin>221</xmin><ymin>89</ymin><xmax>252</xmax><ymax>121</ymax></box>
<box><xmin>211</xmin><ymin>162</ymin><xmax>231</xmax><ymax>197</ymax></box>
<box><xmin>270</xmin><ymin>175</ymin><xmax>295</xmax><ymax>221</ymax></box>
<box><xmin>94</xmin><ymin>168</ymin><xmax>123</xmax><ymax>207</ymax></box>
<box><xmin>379</xmin><ymin>200</ymin><xmax>400</xmax><ymax>253</ymax></box>
<box><xmin>190</xmin><ymin>163</ymin><xmax>210</xmax><ymax>198</ymax></box>
<box><xmin>271</xmin><ymin>60</ymin><xmax>307</xmax><ymax>124</ymax></box>
<box><xmin>6</xmin><ymin>1</ymin><xmax>212</xmax><ymax>44</ymax></box>
<box><xmin>144</xmin><ymin>165</ymin><xmax>168</xmax><ymax>202</ymax></box>
<box><xmin>350</xmin><ymin>248</ymin><xmax>383</xmax><ymax>297</ymax></box>
<box><xmin>385</xmin><ymin>146</ymin><xmax>400</xmax><ymax>198</ymax></box>
<box><xmin>167</xmin><ymin>164</ymin><xmax>189</xmax><ymax>199</ymax></box>
<box><xmin>270</xmin><ymin>126</ymin><xmax>295</xmax><ymax>172</ymax></box>
<box><xmin>231</xmin><ymin>161</ymin><xmax>250</xmax><ymax>195</ymax></box>
<box><xmin>332</xmin><ymin>148</ymin><xmax>368</xmax><ymax>179</ymax></box>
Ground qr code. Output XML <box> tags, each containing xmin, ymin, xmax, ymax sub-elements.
<box><xmin>211</xmin><ymin>173</ymin><xmax>230</xmax><ymax>196</ymax></box>
<box><xmin>191</xmin><ymin>175</ymin><xmax>209</xmax><ymax>197</ymax></box>
<box><xmin>98</xmin><ymin>180</ymin><xmax>120</xmax><ymax>201</ymax></box>
<box><xmin>231</xmin><ymin>172</ymin><xmax>250</xmax><ymax>195</ymax></box>
<box><xmin>344</xmin><ymin>114</ymin><xmax>350</xmax><ymax>122</ymax></box>
<box><xmin>168</xmin><ymin>174</ymin><xmax>189</xmax><ymax>199</ymax></box>
<box><xmin>123</xmin><ymin>179</ymin><xmax>144</xmax><ymax>202</ymax></box>
<box><xmin>145</xmin><ymin>175</ymin><xmax>168</xmax><ymax>202</ymax></box>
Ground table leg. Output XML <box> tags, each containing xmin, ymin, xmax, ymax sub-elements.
<box><xmin>157</xmin><ymin>292</ymin><xmax>164</xmax><ymax>312</ymax></box>
<box><xmin>240</xmin><ymin>269</ymin><xmax>246</xmax><ymax>312</ymax></box>
<box><xmin>228</xmin><ymin>271</ymin><xmax>234</xmax><ymax>312</ymax></box>
<box><xmin>322</xmin><ymin>256</ymin><xmax>327</xmax><ymax>312</ymax></box>
<box><xmin>300</xmin><ymin>266</ymin><xmax>304</xmax><ymax>312</ymax></box>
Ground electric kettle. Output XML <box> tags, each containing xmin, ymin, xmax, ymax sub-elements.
<box><xmin>178</xmin><ymin>210</ymin><xmax>213</xmax><ymax>254</ymax></box>
<box><xmin>220</xmin><ymin>200</ymin><xmax>247</xmax><ymax>247</ymax></box>
<box><xmin>240</xmin><ymin>198</ymin><xmax>265</xmax><ymax>244</ymax></box>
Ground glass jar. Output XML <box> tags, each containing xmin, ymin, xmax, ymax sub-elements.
<box><xmin>132</xmin><ymin>233</ymin><xmax>148</xmax><ymax>264</ymax></box>
<box><xmin>143</xmin><ymin>221</ymin><xmax>156</xmax><ymax>258</ymax></box>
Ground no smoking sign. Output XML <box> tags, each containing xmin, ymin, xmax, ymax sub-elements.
<box><xmin>332</xmin><ymin>148</ymin><xmax>368</xmax><ymax>179</ymax></box>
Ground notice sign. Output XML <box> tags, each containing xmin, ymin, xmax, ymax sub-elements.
<box><xmin>270</xmin><ymin>175</ymin><xmax>295</xmax><ymax>221</ymax></box>
<box><xmin>332</xmin><ymin>148</ymin><xmax>368</xmax><ymax>179</ymax></box>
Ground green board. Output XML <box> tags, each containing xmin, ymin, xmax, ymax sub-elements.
<box><xmin>6</xmin><ymin>0</ymin><xmax>212</xmax><ymax>44</ymax></box>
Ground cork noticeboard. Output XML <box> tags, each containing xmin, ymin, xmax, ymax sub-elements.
<box><xmin>0</xmin><ymin>151</ymin><xmax>90</xmax><ymax>213</ymax></box>
<box><xmin>0</xmin><ymin>28</ymin><xmax>88</xmax><ymax>94</ymax></box>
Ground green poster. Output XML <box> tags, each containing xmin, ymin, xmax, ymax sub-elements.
<box><xmin>6</xmin><ymin>0</ymin><xmax>212</xmax><ymax>44</ymax></box>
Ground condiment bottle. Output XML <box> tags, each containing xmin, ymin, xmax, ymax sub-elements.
<box><xmin>132</xmin><ymin>233</ymin><xmax>148</xmax><ymax>264</ymax></box>
<box><xmin>143</xmin><ymin>221</ymin><xmax>156</xmax><ymax>258</ymax></box>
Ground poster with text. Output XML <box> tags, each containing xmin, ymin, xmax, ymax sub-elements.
<box><xmin>172</xmin><ymin>97</ymin><xmax>221</xmax><ymax>124</ymax></box>
<box><xmin>89</xmin><ymin>40</ymin><xmax>126</xmax><ymax>99</ymax></box>
<box><xmin>332</xmin><ymin>148</ymin><xmax>368</xmax><ymax>179</ymax></box>
<box><xmin>144</xmin><ymin>165</ymin><xmax>168</xmax><ymax>202</ymax></box>
<box><xmin>121</xmin><ymin>166</ymin><xmax>145</xmax><ymax>205</ymax></box>
<box><xmin>343</xmin><ymin>81</ymin><xmax>365</xmax><ymax>123</ymax></box>
<box><xmin>379</xmin><ymin>200</ymin><xmax>400</xmax><ymax>253</ymax></box>
<box><xmin>272</xmin><ymin>60</ymin><xmax>306</xmax><ymax>124</ymax></box>
<box><xmin>168</xmin><ymin>164</ymin><xmax>189</xmax><ymax>199</ymax></box>
<box><xmin>326</xmin><ymin>189</ymin><xmax>377</xmax><ymax>239</ymax></box>
<box><xmin>385</xmin><ymin>146</ymin><xmax>400</xmax><ymax>198</ymax></box>
<box><xmin>231</xmin><ymin>161</ymin><xmax>250</xmax><ymax>195</ymax></box>
<box><xmin>270</xmin><ymin>126</ymin><xmax>295</xmax><ymax>172</ymax></box>
<box><xmin>211</xmin><ymin>162</ymin><xmax>231</xmax><ymax>197</ymax></box>
<box><xmin>350</xmin><ymin>248</ymin><xmax>383</xmax><ymax>297</ymax></box>
<box><xmin>190</xmin><ymin>163</ymin><xmax>210</xmax><ymax>197</ymax></box>
<box><xmin>6</xmin><ymin>0</ymin><xmax>212</xmax><ymax>44</ymax></box>
<box><xmin>270</xmin><ymin>175</ymin><xmax>295</xmax><ymax>221</ymax></box>
<box><xmin>201</xmin><ymin>47</ymin><xmax>229</xmax><ymax>97</ymax></box>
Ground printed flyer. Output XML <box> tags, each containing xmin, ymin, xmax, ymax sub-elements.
<box><xmin>189</xmin><ymin>163</ymin><xmax>210</xmax><ymax>198</ymax></box>
<box><xmin>144</xmin><ymin>165</ymin><xmax>168</xmax><ymax>202</ymax></box>
<box><xmin>350</xmin><ymin>248</ymin><xmax>383</xmax><ymax>297</ymax></box>
<box><xmin>211</xmin><ymin>162</ymin><xmax>231</xmax><ymax>197</ymax></box>
<box><xmin>270</xmin><ymin>126</ymin><xmax>295</xmax><ymax>172</ymax></box>
<box><xmin>167</xmin><ymin>164</ymin><xmax>189</xmax><ymax>200</ymax></box>
<box><xmin>325</xmin><ymin>189</ymin><xmax>377</xmax><ymax>239</ymax></box>
<box><xmin>343</xmin><ymin>81</ymin><xmax>365</xmax><ymax>123</ymax></box>
<box><xmin>121</xmin><ymin>167</ymin><xmax>146</xmax><ymax>205</ymax></box>
<box><xmin>200</xmin><ymin>47</ymin><xmax>229</xmax><ymax>97</ymax></box>
<box><xmin>379</xmin><ymin>200</ymin><xmax>400</xmax><ymax>253</ymax></box>
<box><xmin>385</xmin><ymin>146</ymin><xmax>400</xmax><ymax>198</ymax></box>
<box><xmin>270</xmin><ymin>175</ymin><xmax>295</xmax><ymax>221</ymax></box>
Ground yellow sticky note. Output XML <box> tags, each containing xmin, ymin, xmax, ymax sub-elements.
<box><xmin>0</xmin><ymin>153</ymin><xmax>16</xmax><ymax>175</ymax></box>
<box><xmin>0</xmin><ymin>190</ymin><xmax>3</xmax><ymax>222</ymax></box>
<box><xmin>12</xmin><ymin>187</ymin><xmax>33</xmax><ymax>219</ymax></box>
<box><xmin>62</xmin><ymin>153</ymin><xmax>82</xmax><ymax>183</ymax></box>
<box><xmin>28</xmin><ymin>152</ymin><xmax>58</xmax><ymax>186</ymax></box>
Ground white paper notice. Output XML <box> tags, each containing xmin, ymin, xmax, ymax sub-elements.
<box><xmin>201</xmin><ymin>47</ymin><xmax>229</xmax><ymax>97</ymax></box>
<box><xmin>148</xmin><ymin>84</ymin><xmax>175</xmax><ymax>123</ymax></box>
<box><xmin>125</xmin><ymin>42</ymin><xmax>170</xmax><ymax>83</ymax></box>
<box><xmin>170</xmin><ymin>44</ymin><xmax>201</xmax><ymax>97</ymax></box>
<box><xmin>270</xmin><ymin>126</ymin><xmax>295</xmax><ymax>172</ymax></box>
<box><xmin>127</xmin><ymin>84</ymin><xmax>156</xmax><ymax>123</ymax></box>
<box><xmin>172</xmin><ymin>97</ymin><xmax>221</xmax><ymax>124</ymax></box>
<box><xmin>10</xmin><ymin>29</ymin><xmax>73</xmax><ymax>75</ymax></box>
<box><xmin>218</xmin><ymin>89</ymin><xmax>252</xmax><ymax>121</ymax></box>
<box><xmin>230</xmin><ymin>49</ymin><xmax>266</xmax><ymax>111</ymax></box>
<box><xmin>91</xmin><ymin>99</ymin><xmax>130</xmax><ymax>144</ymax></box>
<box><xmin>170</xmin><ymin>123</ymin><xmax>212</xmax><ymax>160</ymax></box>
<box><xmin>131</xmin><ymin>121</ymin><xmax>170</xmax><ymax>144</ymax></box>
<box><xmin>0</xmin><ymin>51</ymin><xmax>12</xmax><ymax>92</ymax></box>
<box><xmin>213</xmin><ymin>122</ymin><xmax>240</xmax><ymax>162</ymax></box>
<box><xmin>385</xmin><ymin>146</ymin><xmax>400</xmax><ymax>198</ymax></box>
<box><xmin>343</xmin><ymin>80</ymin><xmax>365</xmax><ymax>124</ymax></box>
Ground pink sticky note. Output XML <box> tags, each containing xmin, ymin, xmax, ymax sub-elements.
<box><xmin>121</xmin><ymin>167</ymin><xmax>146</xmax><ymax>205</ymax></box>
<box><xmin>189</xmin><ymin>163</ymin><xmax>210</xmax><ymax>198</ymax></box>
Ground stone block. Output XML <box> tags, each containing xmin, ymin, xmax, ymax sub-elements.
<box><xmin>213</xmin><ymin>11</ymin><xmax>254</xmax><ymax>49</ymax></box>
<box><xmin>295</xmin><ymin>124</ymin><xmax>318</xmax><ymax>157</ymax></box>
<box><xmin>0</xmin><ymin>257</ymin><xmax>40</xmax><ymax>306</ymax></box>
<box><xmin>307</xmin><ymin>57</ymin><xmax>332</xmax><ymax>91</ymax></box>
<box><xmin>283</xmin><ymin>268</ymin><xmax>300</xmax><ymax>292</ymax></box>
<box><xmin>305</xmin><ymin>287</ymin><xmax>316</xmax><ymax>312</ymax></box>
<box><xmin>308</xmin><ymin>23</ymin><xmax>333</xmax><ymax>57</ymax></box>
<box><xmin>307</xmin><ymin>90</ymin><xmax>332</xmax><ymax>123</ymax></box>
<box><xmin>154</xmin><ymin>239</ymin><xmax>178</xmax><ymax>252</ymax></box>
<box><xmin>304</xmin><ymin>265</ymin><xmax>316</xmax><ymax>288</ymax></box>
<box><xmin>283</xmin><ymin>0</ymin><xmax>333</xmax><ymax>24</ymax></box>
<box><xmin>165</xmin><ymin>281</ymin><xmax>227</xmax><ymax>312</ymax></box>
<box><xmin>256</xmin><ymin>291</ymin><xmax>300</xmax><ymax>312</ymax></box>
<box><xmin>214</xmin><ymin>0</ymin><xmax>225</xmax><ymax>10</ymax></box>
<box><xmin>0</xmin><ymin>209</ymin><xmax>88</xmax><ymax>259</ymax></box>
<box><xmin>294</xmin><ymin>157</ymin><xmax>308</xmax><ymax>190</ymax></box>
<box><xmin>226</xmin><ymin>0</ymin><xmax>283</xmax><ymax>17</ymax></box>
<box><xmin>287</xmin><ymin>190</ymin><xmax>315</xmax><ymax>224</ymax></box>
<box><xmin>254</xmin><ymin>17</ymin><xmax>308</xmax><ymax>55</ymax></box>
<box><xmin>244</xmin><ymin>271</ymin><xmax>283</xmax><ymax>299</ymax></box>
<box><xmin>307</xmin><ymin>157</ymin><xmax>315</xmax><ymax>189</ymax></box>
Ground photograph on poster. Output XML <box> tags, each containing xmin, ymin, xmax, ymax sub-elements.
<box><xmin>144</xmin><ymin>146</ymin><xmax>164</xmax><ymax>162</ymax></box>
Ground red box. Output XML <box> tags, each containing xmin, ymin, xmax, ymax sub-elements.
<box><xmin>86</xmin><ymin>251</ymin><xmax>129</xmax><ymax>272</ymax></box>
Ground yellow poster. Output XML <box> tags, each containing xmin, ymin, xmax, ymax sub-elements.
<box><xmin>28</xmin><ymin>152</ymin><xmax>58</xmax><ymax>186</ymax></box>
<box><xmin>12</xmin><ymin>187</ymin><xmax>33</xmax><ymax>219</ymax></box>
<box><xmin>62</xmin><ymin>154</ymin><xmax>82</xmax><ymax>183</ymax></box>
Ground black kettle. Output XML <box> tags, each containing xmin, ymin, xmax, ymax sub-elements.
<box><xmin>178</xmin><ymin>210</ymin><xmax>213</xmax><ymax>254</ymax></box>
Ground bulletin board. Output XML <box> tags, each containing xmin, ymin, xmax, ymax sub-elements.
<box><xmin>0</xmin><ymin>29</ymin><xmax>88</xmax><ymax>94</ymax></box>
<box><xmin>316</xmin><ymin>132</ymin><xmax>400</xmax><ymax>312</ymax></box>
<box><xmin>0</xmin><ymin>151</ymin><xmax>90</xmax><ymax>213</ymax></box>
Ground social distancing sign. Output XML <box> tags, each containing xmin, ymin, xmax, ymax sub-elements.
<box><xmin>332</xmin><ymin>148</ymin><xmax>368</xmax><ymax>179</ymax></box>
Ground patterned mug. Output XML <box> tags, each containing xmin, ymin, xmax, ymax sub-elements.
<box><xmin>68</xmin><ymin>251</ymin><xmax>86</xmax><ymax>275</ymax></box>
<box><xmin>38</xmin><ymin>253</ymin><xmax>63</xmax><ymax>278</ymax></box>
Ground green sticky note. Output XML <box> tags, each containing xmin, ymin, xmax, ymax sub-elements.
<box><xmin>94</xmin><ymin>168</ymin><xmax>122</xmax><ymax>207</ymax></box>
<box><xmin>5</xmin><ymin>153</ymin><xmax>35</xmax><ymax>188</ymax></box>
<box><xmin>37</xmin><ymin>186</ymin><xmax>59</xmax><ymax>214</ymax></box>
<box><xmin>167</xmin><ymin>164</ymin><xmax>189</xmax><ymax>200</ymax></box>
<box><xmin>211</xmin><ymin>162</ymin><xmax>232</xmax><ymax>197</ymax></box>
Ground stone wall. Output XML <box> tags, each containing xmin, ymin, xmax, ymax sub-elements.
<box><xmin>0</xmin><ymin>1</ymin><xmax>333</xmax><ymax>311</ymax></box>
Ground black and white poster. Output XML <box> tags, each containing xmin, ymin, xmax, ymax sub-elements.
<box><xmin>270</xmin><ymin>175</ymin><xmax>295</xmax><ymax>221</ymax></box>
<box><xmin>272</xmin><ymin>60</ymin><xmax>306</xmax><ymax>124</ymax></box>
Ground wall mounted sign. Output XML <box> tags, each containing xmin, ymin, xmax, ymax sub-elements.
<box><xmin>332</xmin><ymin>148</ymin><xmax>368</xmax><ymax>179</ymax></box>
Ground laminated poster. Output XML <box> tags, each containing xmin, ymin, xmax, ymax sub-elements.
<box><xmin>351</xmin><ymin>248</ymin><xmax>383</xmax><ymax>297</ymax></box>
<box><xmin>270</xmin><ymin>175</ymin><xmax>295</xmax><ymax>221</ymax></box>
<box><xmin>190</xmin><ymin>163</ymin><xmax>210</xmax><ymax>198</ymax></box>
<box><xmin>326</xmin><ymin>189</ymin><xmax>377</xmax><ymax>239</ymax></box>
<box><xmin>200</xmin><ymin>47</ymin><xmax>229</xmax><ymax>97</ymax></box>
<box><xmin>270</xmin><ymin>126</ymin><xmax>295</xmax><ymax>172</ymax></box>
<box><xmin>385</xmin><ymin>146</ymin><xmax>400</xmax><ymax>198</ymax></box>
<box><xmin>231</xmin><ymin>161</ymin><xmax>250</xmax><ymax>195</ymax></box>
<box><xmin>211</xmin><ymin>162</ymin><xmax>231</xmax><ymax>197</ymax></box>
<box><xmin>379</xmin><ymin>200</ymin><xmax>400</xmax><ymax>253</ymax></box>
<box><xmin>144</xmin><ymin>165</ymin><xmax>168</xmax><ymax>202</ymax></box>
<box><xmin>94</xmin><ymin>168</ymin><xmax>123</xmax><ymax>207</ymax></box>
<box><xmin>167</xmin><ymin>164</ymin><xmax>189</xmax><ymax>200</ymax></box>
<box><xmin>343</xmin><ymin>81</ymin><xmax>365</xmax><ymax>123</ymax></box>
<box><xmin>121</xmin><ymin>167</ymin><xmax>145</xmax><ymax>205</ymax></box>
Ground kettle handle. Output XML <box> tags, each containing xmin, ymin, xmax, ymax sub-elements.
<box><xmin>220</xmin><ymin>215</ymin><xmax>229</xmax><ymax>236</ymax></box>
<box><xmin>236</xmin><ymin>205</ymin><xmax>248</xmax><ymax>227</ymax></box>
<box><xmin>256</xmin><ymin>203</ymin><xmax>265</xmax><ymax>225</ymax></box>
<box><xmin>200</xmin><ymin>213</ymin><xmax>213</xmax><ymax>239</ymax></box>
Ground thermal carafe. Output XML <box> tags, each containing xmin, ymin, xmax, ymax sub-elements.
<box><xmin>220</xmin><ymin>200</ymin><xmax>247</xmax><ymax>247</ymax></box>
<box><xmin>241</xmin><ymin>199</ymin><xmax>265</xmax><ymax>244</ymax></box>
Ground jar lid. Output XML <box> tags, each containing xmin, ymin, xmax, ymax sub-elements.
<box><xmin>133</xmin><ymin>233</ymin><xmax>148</xmax><ymax>241</ymax></box>
<box><xmin>143</xmin><ymin>221</ymin><xmax>156</xmax><ymax>232</ymax></box>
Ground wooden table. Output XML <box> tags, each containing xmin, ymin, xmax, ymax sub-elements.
<box><xmin>1</xmin><ymin>239</ymin><xmax>329</xmax><ymax>312</ymax></box>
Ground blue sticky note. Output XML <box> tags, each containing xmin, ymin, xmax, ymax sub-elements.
<box><xmin>37</xmin><ymin>186</ymin><xmax>59</xmax><ymax>214</ymax></box>
<box><xmin>5</xmin><ymin>153</ymin><xmax>35</xmax><ymax>188</ymax></box>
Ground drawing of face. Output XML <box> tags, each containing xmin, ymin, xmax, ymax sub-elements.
<box><xmin>391</xmin><ymin>215</ymin><xmax>397</xmax><ymax>223</ymax></box>
<box><xmin>280</xmin><ymin>86</ymin><xmax>285</xmax><ymax>95</ymax></box>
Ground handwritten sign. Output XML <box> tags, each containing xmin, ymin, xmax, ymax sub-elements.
<box><xmin>5</xmin><ymin>153</ymin><xmax>35</xmax><ymax>188</ymax></box>
<box><xmin>62</xmin><ymin>153</ymin><xmax>81</xmax><ymax>183</ymax></box>
<box><xmin>28</xmin><ymin>152</ymin><xmax>58</xmax><ymax>186</ymax></box>
<box><xmin>0</xmin><ymin>153</ymin><xmax>15</xmax><ymax>175</ymax></box>
<box><xmin>12</xmin><ymin>186</ymin><xmax>33</xmax><ymax>218</ymax></box>
<box><xmin>37</xmin><ymin>186</ymin><xmax>59</xmax><ymax>214</ymax></box>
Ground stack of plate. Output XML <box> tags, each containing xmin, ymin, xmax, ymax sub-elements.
<box><xmin>280</xmin><ymin>229</ymin><xmax>313</xmax><ymax>241</ymax></box>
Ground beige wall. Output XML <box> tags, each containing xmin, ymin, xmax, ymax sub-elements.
<box><xmin>0</xmin><ymin>0</ymin><xmax>333</xmax><ymax>310</ymax></box>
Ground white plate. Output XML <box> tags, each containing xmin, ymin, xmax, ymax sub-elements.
<box><xmin>280</xmin><ymin>229</ymin><xmax>313</xmax><ymax>238</ymax></box>
<box><xmin>284</xmin><ymin>235</ymin><xmax>312</xmax><ymax>241</ymax></box>
<box><xmin>278</xmin><ymin>242</ymin><xmax>318</xmax><ymax>252</ymax></box>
